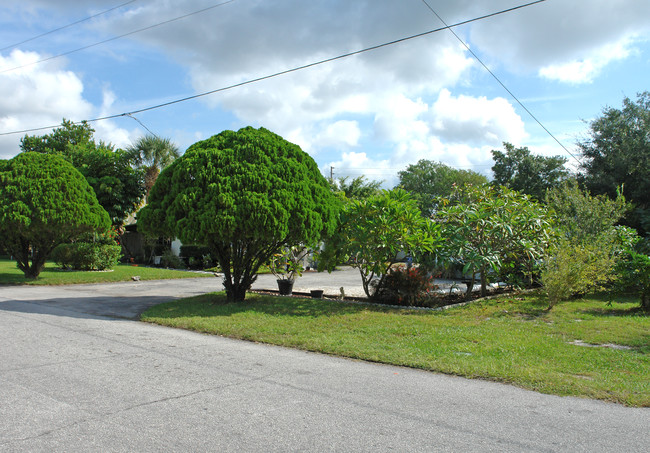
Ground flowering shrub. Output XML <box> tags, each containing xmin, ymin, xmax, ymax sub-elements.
<box><xmin>372</xmin><ymin>265</ymin><xmax>438</xmax><ymax>306</ymax></box>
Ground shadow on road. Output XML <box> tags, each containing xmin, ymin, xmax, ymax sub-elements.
<box><xmin>0</xmin><ymin>295</ymin><xmax>177</xmax><ymax>321</ymax></box>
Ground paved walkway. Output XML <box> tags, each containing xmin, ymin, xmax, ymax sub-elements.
<box><xmin>0</xmin><ymin>275</ymin><xmax>648</xmax><ymax>452</ymax></box>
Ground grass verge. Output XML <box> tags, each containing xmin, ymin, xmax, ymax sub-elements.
<box><xmin>141</xmin><ymin>291</ymin><xmax>649</xmax><ymax>407</ymax></box>
<box><xmin>0</xmin><ymin>258</ymin><xmax>214</xmax><ymax>285</ymax></box>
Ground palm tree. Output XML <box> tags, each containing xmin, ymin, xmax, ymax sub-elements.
<box><xmin>126</xmin><ymin>135</ymin><xmax>180</xmax><ymax>197</ymax></box>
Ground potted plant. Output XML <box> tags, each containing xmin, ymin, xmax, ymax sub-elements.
<box><xmin>269</xmin><ymin>246</ymin><xmax>309</xmax><ymax>295</ymax></box>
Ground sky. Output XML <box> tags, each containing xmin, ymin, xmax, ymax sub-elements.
<box><xmin>1</xmin><ymin>0</ymin><xmax>649</xmax><ymax>186</ymax></box>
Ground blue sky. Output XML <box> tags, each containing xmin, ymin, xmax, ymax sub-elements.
<box><xmin>1</xmin><ymin>0</ymin><xmax>649</xmax><ymax>186</ymax></box>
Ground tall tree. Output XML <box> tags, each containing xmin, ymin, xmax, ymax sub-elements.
<box><xmin>20</xmin><ymin>119</ymin><xmax>94</xmax><ymax>157</ymax></box>
<box><xmin>0</xmin><ymin>153</ymin><xmax>110</xmax><ymax>278</ymax></box>
<box><xmin>138</xmin><ymin>127</ymin><xmax>339</xmax><ymax>302</ymax></box>
<box><xmin>126</xmin><ymin>135</ymin><xmax>180</xmax><ymax>197</ymax></box>
<box><xmin>491</xmin><ymin>143</ymin><xmax>569</xmax><ymax>201</ymax></box>
<box><xmin>329</xmin><ymin>175</ymin><xmax>382</xmax><ymax>200</ymax></box>
<box><xmin>319</xmin><ymin>188</ymin><xmax>441</xmax><ymax>298</ymax></box>
<box><xmin>397</xmin><ymin>159</ymin><xmax>487</xmax><ymax>215</ymax></box>
<box><xmin>436</xmin><ymin>184</ymin><xmax>555</xmax><ymax>298</ymax></box>
<box><xmin>20</xmin><ymin>120</ymin><xmax>145</xmax><ymax>226</ymax></box>
<box><xmin>578</xmin><ymin>92</ymin><xmax>650</xmax><ymax>235</ymax></box>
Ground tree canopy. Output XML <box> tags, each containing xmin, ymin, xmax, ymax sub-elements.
<box><xmin>20</xmin><ymin>120</ymin><xmax>145</xmax><ymax>226</ymax></box>
<box><xmin>329</xmin><ymin>175</ymin><xmax>382</xmax><ymax>200</ymax></box>
<box><xmin>577</xmin><ymin>92</ymin><xmax>650</xmax><ymax>235</ymax></box>
<box><xmin>436</xmin><ymin>184</ymin><xmax>555</xmax><ymax>297</ymax></box>
<box><xmin>125</xmin><ymin>134</ymin><xmax>180</xmax><ymax>197</ymax></box>
<box><xmin>319</xmin><ymin>188</ymin><xmax>440</xmax><ymax>298</ymax></box>
<box><xmin>138</xmin><ymin>126</ymin><xmax>339</xmax><ymax>301</ymax></box>
<box><xmin>491</xmin><ymin>143</ymin><xmax>569</xmax><ymax>201</ymax></box>
<box><xmin>0</xmin><ymin>153</ymin><xmax>111</xmax><ymax>278</ymax></box>
<box><xmin>542</xmin><ymin>180</ymin><xmax>630</xmax><ymax>307</ymax></box>
<box><xmin>397</xmin><ymin>159</ymin><xmax>487</xmax><ymax>215</ymax></box>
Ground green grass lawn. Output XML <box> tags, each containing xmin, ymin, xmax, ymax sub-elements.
<box><xmin>141</xmin><ymin>291</ymin><xmax>650</xmax><ymax>407</ymax></box>
<box><xmin>0</xmin><ymin>258</ymin><xmax>214</xmax><ymax>285</ymax></box>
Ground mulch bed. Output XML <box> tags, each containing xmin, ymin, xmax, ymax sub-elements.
<box><xmin>250</xmin><ymin>286</ymin><xmax>521</xmax><ymax>310</ymax></box>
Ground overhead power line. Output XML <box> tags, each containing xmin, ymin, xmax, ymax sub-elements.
<box><xmin>419</xmin><ymin>0</ymin><xmax>581</xmax><ymax>163</ymax></box>
<box><xmin>0</xmin><ymin>0</ymin><xmax>240</xmax><ymax>74</ymax></box>
<box><xmin>1</xmin><ymin>0</ymin><xmax>138</xmax><ymax>53</ymax></box>
<box><xmin>0</xmin><ymin>0</ymin><xmax>546</xmax><ymax>137</ymax></box>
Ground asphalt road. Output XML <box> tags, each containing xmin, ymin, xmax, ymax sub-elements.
<box><xmin>0</xmin><ymin>275</ymin><xmax>648</xmax><ymax>452</ymax></box>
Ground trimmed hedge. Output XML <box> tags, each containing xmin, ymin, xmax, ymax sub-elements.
<box><xmin>51</xmin><ymin>242</ymin><xmax>122</xmax><ymax>271</ymax></box>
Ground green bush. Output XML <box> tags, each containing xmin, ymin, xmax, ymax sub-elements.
<box><xmin>372</xmin><ymin>265</ymin><xmax>438</xmax><ymax>307</ymax></box>
<box><xmin>51</xmin><ymin>242</ymin><xmax>122</xmax><ymax>271</ymax></box>
<box><xmin>541</xmin><ymin>239</ymin><xmax>615</xmax><ymax>308</ymax></box>
<box><xmin>160</xmin><ymin>250</ymin><xmax>186</xmax><ymax>269</ymax></box>
<box><xmin>611</xmin><ymin>247</ymin><xmax>650</xmax><ymax>311</ymax></box>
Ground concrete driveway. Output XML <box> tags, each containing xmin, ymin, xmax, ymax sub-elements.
<box><xmin>1</xmin><ymin>275</ymin><xmax>648</xmax><ymax>452</ymax></box>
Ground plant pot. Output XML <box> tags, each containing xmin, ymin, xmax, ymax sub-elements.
<box><xmin>277</xmin><ymin>279</ymin><xmax>294</xmax><ymax>295</ymax></box>
<box><xmin>310</xmin><ymin>289</ymin><xmax>324</xmax><ymax>299</ymax></box>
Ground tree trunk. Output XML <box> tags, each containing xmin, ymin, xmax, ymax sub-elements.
<box><xmin>464</xmin><ymin>273</ymin><xmax>475</xmax><ymax>300</ymax></box>
<box><xmin>480</xmin><ymin>264</ymin><xmax>488</xmax><ymax>297</ymax></box>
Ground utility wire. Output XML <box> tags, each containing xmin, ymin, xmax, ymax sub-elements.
<box><xmin>0</xmin><ymin>0</ymin><xmax>546</xmax><ymax>137</ymax></box>
<box><xmin>0</xmin><ymin>0</ymin><xmax>239</xmax><ymax>74</ymax></box>
<box><xmin>1</xmin><ymin>0</ymin><xmax>138</xmax><ymax>53</ymax></box>
<box><xmin>125</xmin><ymin>113</ymin><xmax>157</xmax><ymax>137</ymax></box>
<box><xmin>419</xmin><ymin>0</ymin><xmax>581</xmax><ymax>163</ymax></box>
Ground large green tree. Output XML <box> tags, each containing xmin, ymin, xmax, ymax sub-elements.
<box><xmin>319</xmin><ymin>188</ymin><xmax>440</xmax><ymax>298</ymax></box>
<box><xmin>397</xmin><ymin>159</ymin><xmax>487</xmax><ymax>215</ymax></box>
<box><xmin>578</xmin><ymin>92</ymin><xmax>650</xmax><ymax>235</ymax></box>
<box><xmin>436</xmin><ymin>184</ymin><xmax>555</xmax><ymax>298</ymax></box>
<box><xmin>125</xmin><ymin>134</ymin><xmax>180</xmax><ymax>197</ymax></box>
<box><xmin>491</xmin><ymin>143</ymin><xmax>569</xmax><ymax>201</ymax></box>
<box><xmin>329</xmin><ymin>175</ymin><xmax>382</xmax><ymax>200</ymax></box>
<box><xmin>138</xmin><ymin>127</ymin><xmax>338</xmax><ymax>301</ymax></box>
<box><xmin>0</xmin><ymin>153</ymin><xmax>111</xmax><ymax>278</ymax></box>
<box><xmin>20</xmin><ymin>120</ymin><xmax>145</xmax><ymax>226</ymax></box>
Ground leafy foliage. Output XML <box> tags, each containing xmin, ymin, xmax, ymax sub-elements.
<box><xmin>491</xmin><ymin>142</ymin><xmax>569</xmax><ymax>201</ymax></box>
<box><xmin>542</xmin><ymin>180</ymin><xmax>629</xmax><ymax>308</ymax></box>
<box><xmin>51</xmin><ymin>230</ymin><xmax>122</xmax><ymax>271</ymax></box>
<box><xmin>397</xmin><ymin>159</ymin><xmax>488</xmax><ymax>215</ymax></box>
<box><xmin>578</xmin><ymin>92</ymin><xmax>650</xmax><ymax>235</ymax></box>
<box><xmin>51</xmin><ymin>242</ymin><xmax>122</xmax><ymax>271</ymax></box>
<box><xmin>20</xmin><ymin>119</ymin><xmax>145</xmax><ymax>226</ymax></box>
<box><xmin>372</xmin><ymin>265</ymin><xmax>438</xmax><ymax>307</ymax></box>
<box><xmin>320</xmin><ymin>188</ymin><xmax>441</xmax><ymax>298</ymax></box>
<box><xmin>138</xmin><ymin>126</ymin><xmax>338</xmax><ymax>301</ymax></box>
<box><xmin>545</xmin><ymin>179</ymin><xmax>628</xmax><ymax>243</ymax></box>
<box><xmin>611</xmin><ymin>250</ymin><xmax>650</xmax><ymax>312</ymax></box>
<box><xmin>0</xmin><ymin>153</ymin><xmax>111</xmax><ymax>278</ymax></box>
<box><xmin>436</xmin><ymin>184</ymin><xmax>555</xmax><ymax>298</ymax></box>
<box><xmin>125</xmin><ymin>134</ymin><xmax>180</xmax><ymax>197</ymax></box>
<box><xmin>541</xmin><ymin>239</ymin><xmax>615</xmax><ymax>308</ymax></box>
<box><xmin>329</xmin><ymin>175</ymin><xmax>382</xmax><ymax>200</ymax></box>
<box><xmin>268</xmin><ymin>246</ymin><xmax>309</xmax><ymax>282</ymax></box>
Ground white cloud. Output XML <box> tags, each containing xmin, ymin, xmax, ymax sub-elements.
<box><xmin>3</xmin><ymin>0</ymin><xmax>649</xmax><ymax>174</ymax></box>
<box><xmin>0</xmin><ymin>50</ymin><xmax>134</xmax><ymax>157</ymax></box>
<box><xmin>315</xmin><ymin>120</ymin><xmax>361</xmax><ymax>149</ymax></box>
<box><xmin>429</xmin><ymin>89</ymin><xmax>527</xmax><ymax>146</ymax></box>
<box><xmin>539</xmin><ymin>39</ymin><xmax>634</xmax><ymax>84</ymax></box>
<box><xmin>0</xmin><ymin>50</ymin><xmax>93</xmax><ymax>158</ymax></box>
<box><xmin>468</xmin><ymin>0</ymin><xmax>650</xmax><ymax>78</ymax></box>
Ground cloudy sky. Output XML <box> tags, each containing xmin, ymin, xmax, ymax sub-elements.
<box><xmin>1</xmin><ymin>0</ymin><xmax>649</xmax><ymax>186</ymax></box>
